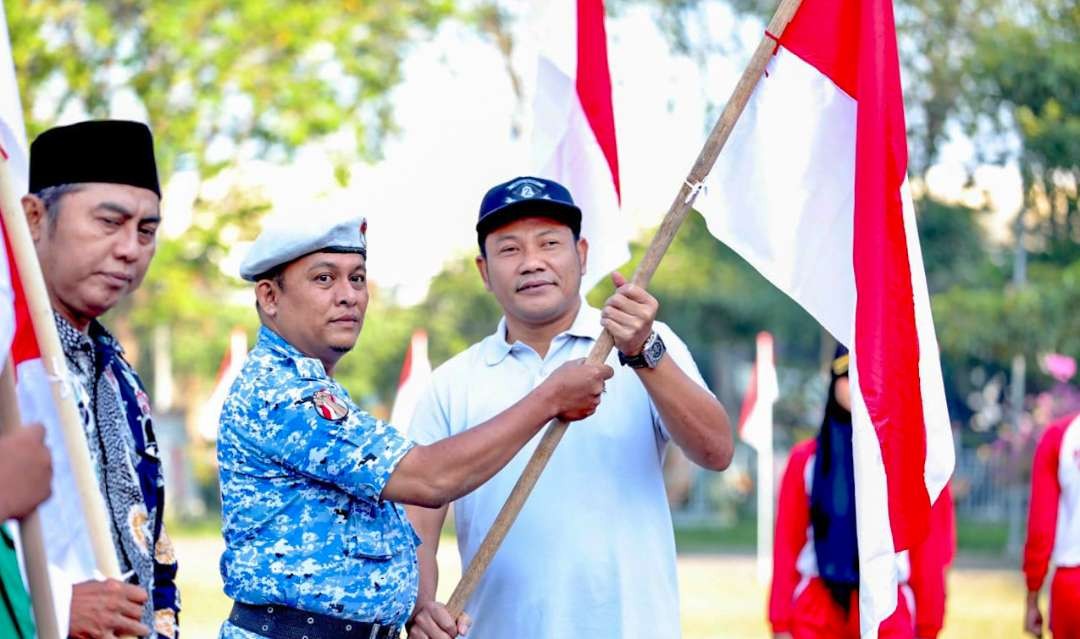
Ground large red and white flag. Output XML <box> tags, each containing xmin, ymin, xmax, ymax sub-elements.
<box><xmin>390</xmin><ymin>329</ymin><xmax>432</xmax><ymax>432</ymax></box>
<box><xmin>2</xmin><ymin>5</ymin><xmax>94</xmax><ymax>629</ymax></box>
<box><xmin>738</xmin><ymin>331</ymin><xmax>778</xmax><ymax>453</ymax></box>
<box><xmin>697</xmin><ymin>0</ymin><xmax>954</xmax><ymax>634</ymax></box>
<box><xmin>530</xmin><ymin>0</ymin><xmax>628</xmax><ymax>291</ymax></box>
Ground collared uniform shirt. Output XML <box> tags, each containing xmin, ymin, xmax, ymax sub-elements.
<box><xmin>218</xmin><ymin>327</ymin><xmax>418</xmax><ymax>638</ymax></box>
<box><xmin>35</xmin><ymin>314</ymin><xmax>180</xmax><ymax>637</ymax></box>
<box><xmin>409</xmin><ymin>302</ymin><xmax>710</xmax><ymax>639</ymax></box>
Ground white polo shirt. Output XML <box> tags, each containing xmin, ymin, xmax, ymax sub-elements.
<box><xmin>409</xmin><ymin>302</ymin><xmax>710</xmax><ymax>639</ymax></box>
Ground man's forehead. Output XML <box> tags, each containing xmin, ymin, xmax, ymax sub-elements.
<box><xmin>294</xmin><ymin>251</ymin><xmax>367</xmax><ymax>271</ymax></box>
<box><xmin>77</xmin><ymin>182</ymin><xmax>161</xmax><ymax>214</ymax></box>
<box><xmin>489</xmin><ymin>216</ymin><xmax>572</xmax><ymax>239</ymax></box>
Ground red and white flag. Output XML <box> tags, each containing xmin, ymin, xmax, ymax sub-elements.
<box><xmin>390</xmin><ymin>330</ymin><xmax>432</xmax><ymax>432</ymax></box>
<box><xmin>697</xmin><ymin>0</ymin><xmax>954</xmax><ymax>634</ymax></box>
<box><xmin>0</xmin><ymin>3</ymin><xmax>26</xmax><ymax>366</ymax></box>
<box><xmin>2</xmin><ymin>4</ymin><xmax>95</xmax><ymax>629</ymax></box>
<box><xmin>530</xmin><ymin>0</ymin><xmax>628</xmax><ymax>291</ymax></box>
<box><xmin>738</xmin><ymin>331</ymin><xmax>778</xmax><ymax>453</ymax></box>
<box><xmin>198</xmin><ymin>327</ymin><xmax>248</xmax><ymax>441</ymax></box>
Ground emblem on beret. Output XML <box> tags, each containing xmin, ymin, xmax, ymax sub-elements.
<box><xmin>360</xmin><ymin>220</ymin><xmax>368</xmax><ymax>236</ymax></box>
<box><xmin>305</xmin><ymin>389</ymin><xmax>350</xmax><ymax>422</ymax></box>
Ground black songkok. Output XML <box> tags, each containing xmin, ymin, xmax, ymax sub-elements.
<box><xmin>29</xmin><ymin>120</ymin><xmax>160</xmax><ymax>197</ymax></box>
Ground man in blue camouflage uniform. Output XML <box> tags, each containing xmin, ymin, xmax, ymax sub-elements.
<box><xmin>218</xmin><ymin>213</ymin><xmax>612</xmax><ymax>639</ymax></box>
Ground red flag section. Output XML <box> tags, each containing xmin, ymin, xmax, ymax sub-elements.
<box><xmin>780</xmin><ymin>0</ymin><xmax>929</xmax><ymax>552</ymax></box>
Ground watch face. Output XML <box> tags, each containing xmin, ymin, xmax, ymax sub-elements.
<box><xmin>645</xmin><ymin>334</ymin><xmax>665</xmax><ymax>366</ymax></box>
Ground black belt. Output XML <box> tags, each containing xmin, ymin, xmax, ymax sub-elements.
<box><xmin>229</xmin><ymin>601</ymin><xmax>400</xmax><ymax>639</ymax></box>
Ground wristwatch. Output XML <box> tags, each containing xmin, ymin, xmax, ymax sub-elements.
<box><xmin>618</xmin><ymin>331</ymin><xmax>666</xmax><ymax>369</ymax></box>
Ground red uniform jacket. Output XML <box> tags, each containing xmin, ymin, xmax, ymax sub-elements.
<box><xmin>769</xmin><ymin>439</ymin><xmax>956</xmax><ymax>638</ymax></box>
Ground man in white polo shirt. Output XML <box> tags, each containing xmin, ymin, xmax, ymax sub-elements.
<box><xmin>405</xmin><ymin>176</ymin><xmax>734</xmax><ymax>639</ymax></box>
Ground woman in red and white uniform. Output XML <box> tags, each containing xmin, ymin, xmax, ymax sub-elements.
<box><xmin>769</xmin><ymin>347</ymin><xmax>956</xmax><ymax>639</ymax></box>
<box><xmin>1023</xmin><ymin>412</ymin><xmax>1080</xmax><ymax>638</ymax></box>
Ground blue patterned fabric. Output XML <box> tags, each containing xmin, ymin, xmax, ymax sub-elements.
<box><xmin>217</xmin><ymin>326</ymin><xmax>419</xmax><ymax>635</ymax></box>
<box><xmin>57</xmin><ymin>315</ymin><xmax>180</xmax><ymax>637</ymax></box>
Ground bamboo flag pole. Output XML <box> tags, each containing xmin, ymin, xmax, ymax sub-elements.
<box><xmin>0</xmin><ymin>150</ymin><xmax>124</xmax><ymax>580</ymax></box>
<box><xmin>447</xmin><ymin>0</ymin><xmax>806</xmax><ymax>616</ymax></box>
<box><xmin>0</xmin><ymin>360</ymin><xmax>60</xmax><ymax>639</ymax></box>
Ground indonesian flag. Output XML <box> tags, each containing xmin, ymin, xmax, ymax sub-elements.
<box><xmin>738</xmin><ymin>331</ymin><xmax>778</xmax><ymax>453</ymax></box>
<box><xmin>389</xmin><ymin>330</ymin><xmax>432</xmax><ymax>432</ymax></box>
<box><xmin>696</xmin><ymin>0</ymin><xmax>954</xmax><ymax>635</ymax></box>
<box><xmin>198</xmin><ymin>327</ymin><xmax>248</xmax><ymax>441</ymax></box>
<box><xmin>530</xmin><ymin>0</ymin><xmax>629</xmax><ymax>291</ymax></box>
<box><xmin>1</xmin><ymin>4</ymin><xmax>95</xmax><ymax>630</ymax></box>
<box><xmin>0</xmin><ymin>3</ymin><xmax>26</xmax><ymax>366</ymax></box>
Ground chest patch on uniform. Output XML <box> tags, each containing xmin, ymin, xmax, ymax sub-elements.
<box><xmin>304</xmin><ymin>389</ymin><xmax>349</xmax><ymax>422</ymax></box>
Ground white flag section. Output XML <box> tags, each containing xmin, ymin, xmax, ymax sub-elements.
<box><xmin>198</xmin><ymin>327</ymin><xmax>248</xmax><ymax>441</ymax></box>
<box><xmin>695</xmin><ymin>0</ymin><xmax>953</xmax><ymax>635</ymax></box>
<box><xmin>529</xmin><ymin>0</ymin><xmax>628</xmax><ymax>291</ymax></box>
<box><xmin>389</xmin><ymin>329</ymin><xmax>432</xmax><ymax>432</ymax></box>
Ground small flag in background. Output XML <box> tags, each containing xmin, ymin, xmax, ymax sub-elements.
<box><xmin>529</xmin><ymin>0</ymin><xmax>629</xmax><ymax>292</ymax></box>
<box><xmin>738</xmin><ymin>331</ymin><xmax>778</xmax><ymax>454</ymax></box>
<box><xmin>390</xmin><ymin>330</ymin><xmax>432</xmax><ymax>432</ymax></box>
<box><xmin>695</xmin><ymin>0</ymin><xmax>954</xmax><ymax>635</ymax></box>
<box><xmin>198</xmin><ymin>327</ymin><xmax>248</xmax><ymax>441</ymax></box>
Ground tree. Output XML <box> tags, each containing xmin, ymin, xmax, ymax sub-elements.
<box><xmin>5</xmin><ymin>0</ymin><xmax>454</xmax><ymax>400</ymax></box>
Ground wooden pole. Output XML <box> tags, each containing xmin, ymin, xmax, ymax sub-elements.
<box><xmin>446</xmin><ymin>0</ymin><xmax>807</xmax><ymax>616</ymax></box>
<box><xmin>0</xmin><ymin>152</ymin><xmax>123</xmax><ymax>580</ymax></box>
<box><xmin>0</xmin><ymin>360</ymin><xmax>60</xmax><ymax>639</ymax></box>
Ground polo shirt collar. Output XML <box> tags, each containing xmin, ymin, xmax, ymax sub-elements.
<box><xmin>482</xmin><ymin>298</ymin><xmax>602</xmax><ymax>366</ymax></box>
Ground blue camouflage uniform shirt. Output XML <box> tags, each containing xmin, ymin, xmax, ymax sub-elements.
<box><xmin>217</xmin><ymin>327</ymin><xmax>420</xmax><ymax>637</ymax></box>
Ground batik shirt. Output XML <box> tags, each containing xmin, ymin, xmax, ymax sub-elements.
<box><xmin>56</xmin><ymin>314</ymin><xmax>180</xmax><ymax>638</ymax></box>
<box><xmin>217</xmin><ymin>327</ymin><xmax>419</xmax><ymax>637</ymax></box>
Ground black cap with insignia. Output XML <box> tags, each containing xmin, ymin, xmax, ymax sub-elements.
<box><xmin>476</xmin><ymin>176</ymin><xmax>582</xmax><ymax>250</ymax></box>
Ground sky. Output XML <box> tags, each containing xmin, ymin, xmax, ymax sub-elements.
<box><xmin>155</xmin><ymin>2</ymin><xmax>1023</xmax><ymax>306</ymax></box>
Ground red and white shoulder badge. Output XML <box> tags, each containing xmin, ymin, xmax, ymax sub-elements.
<box><xmin>304</xmin><ymin>388</ymin><xmax>350</xmax><ymax>422</ymax></box>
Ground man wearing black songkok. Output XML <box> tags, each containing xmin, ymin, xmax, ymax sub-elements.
<box><xmin>19</xmin><ymin>120</ymin><xmax>179</xmax><ymax>638</ymax></box>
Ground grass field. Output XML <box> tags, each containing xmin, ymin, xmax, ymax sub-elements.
<box><xmin>173</xmin><ymin>525</ymin><xmax>1030</xmax><ymax>638</ymax></box>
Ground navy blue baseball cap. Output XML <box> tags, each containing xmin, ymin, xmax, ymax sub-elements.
<box><xmin>476</xmin><ymin>176</ymin><xmax>582</xmax><ymax>249</ymax></box>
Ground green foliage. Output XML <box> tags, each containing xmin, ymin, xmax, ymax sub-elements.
<box><xmin>5</xmin><ymin>0</ymin><xmax>455</xmax><ymax>400</ymax></box>
<box><xmin>967</xmin><ymin>0</ymin><xmax>1080</xmax><ymax>263</ymax></box>
<box><xmin>7</xmin><ymin>0</ymin><xmax>454</xmax><ymax>177</ymax></box>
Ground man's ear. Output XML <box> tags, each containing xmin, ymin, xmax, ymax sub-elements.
<box><xmin>21</xmin><ymin>195</ymin><xmax>47</xmax><ymax>242</ymax></box>
<box><xmin>576</xmin><ymin>235</ymin><xmax>589</xmax><ymax>275</ymax></box>
<box><xmin>255</xmin><ymin>280</ymin><xmax>279</xmax><ymax>317</ymax></box>
<box><xmin>475</xmin><ymin>255</ymin><xmax>493</xmax><ymax>292</ymax></box>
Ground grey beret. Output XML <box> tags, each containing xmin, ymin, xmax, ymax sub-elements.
<box><xmin>240</xmin><ymin>215</ymin><xmax>367</xmax><ymax>282</ymax></box>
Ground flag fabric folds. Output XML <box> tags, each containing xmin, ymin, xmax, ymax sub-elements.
<box><xmin>696</xmin><ymin>0</ymin><xmax>954</xmax><ymax>634</ymax></box>
<box><xmin>530</xmin><ymin>0</ymin><xmax>628</xmax><ymax>291</ymax></box>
